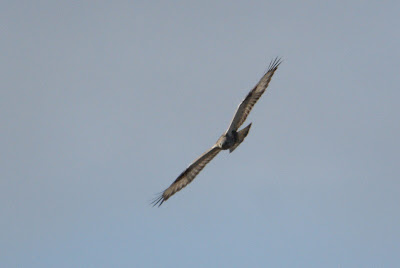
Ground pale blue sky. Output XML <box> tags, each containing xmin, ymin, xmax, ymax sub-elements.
<box><xmin>1</xmin><ymin>1</ymin><xmax>399</xmax><ymax>267</ymax></box>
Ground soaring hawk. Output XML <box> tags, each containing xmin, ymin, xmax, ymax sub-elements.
<box><xmin>152</xmin><ymin>58</ymin><xmax>282</xmax><ymax>206</ymax></box>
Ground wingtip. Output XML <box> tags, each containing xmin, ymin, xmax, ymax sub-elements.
<box><xmin>150</xmin><ymin>193</ymin><xmax>165</xmax><ymax>207</ymax></box>
<box><xmin>268</xmin><ymin>57</ymin><xmax>283</xmax><ymax>71</ymax></box>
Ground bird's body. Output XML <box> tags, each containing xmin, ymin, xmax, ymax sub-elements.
<box><xmin>152</xmin><ymin>58</ymin><xmax>282</xmax><ymax>206</ymax></box>
<box><xmin>217</xmin><ymin>131</ymin><xmax>237</xmax><ymax>150</ymax></box>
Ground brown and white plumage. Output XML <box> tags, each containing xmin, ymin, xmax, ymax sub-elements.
<box><xmin>152</xmin><ymin>57</ymin><xmax>282</xmax><ymax>207</ymax></box>
<box><xmin>151</xmin><ymin>146</ymin><xmax>221</xmax><ymax>206</ymax></box>
<box><xmin>226</xmin><ymin>57</ymin><xmax>282</xmax><ymax>134</ymax></box>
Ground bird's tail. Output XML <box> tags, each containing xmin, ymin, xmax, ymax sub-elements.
<box><xmin>229</xmin><ymin>123</ymin><xmax>252</xmax><ymax>153</ymax></box>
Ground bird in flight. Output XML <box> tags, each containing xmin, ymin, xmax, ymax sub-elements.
<box><xmin>152</xmin><ymin>57</ymin><xmax>282</xmax><ymax>206</ymax></box>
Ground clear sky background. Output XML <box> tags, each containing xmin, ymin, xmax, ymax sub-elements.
<box><xmin>1</xmin><ymin>1</ymin><xmax>399</xmax><ymax>267</ymax></box>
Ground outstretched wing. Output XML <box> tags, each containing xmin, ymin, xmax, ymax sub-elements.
<box><xmin>226</xmin><ymin>57</ymin><xmax>282</xmax><ymax>133</ymax></box>
<box><xmin>152</xmin><ymin>146</ymin><xmax>221</xmax><ymax>207</ymax></box>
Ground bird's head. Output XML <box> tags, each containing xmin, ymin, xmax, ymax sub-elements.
<box><xmin>216</xmin><ymin>135</ymin><xmax>227</xmax><ymax>148</ymax></box>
